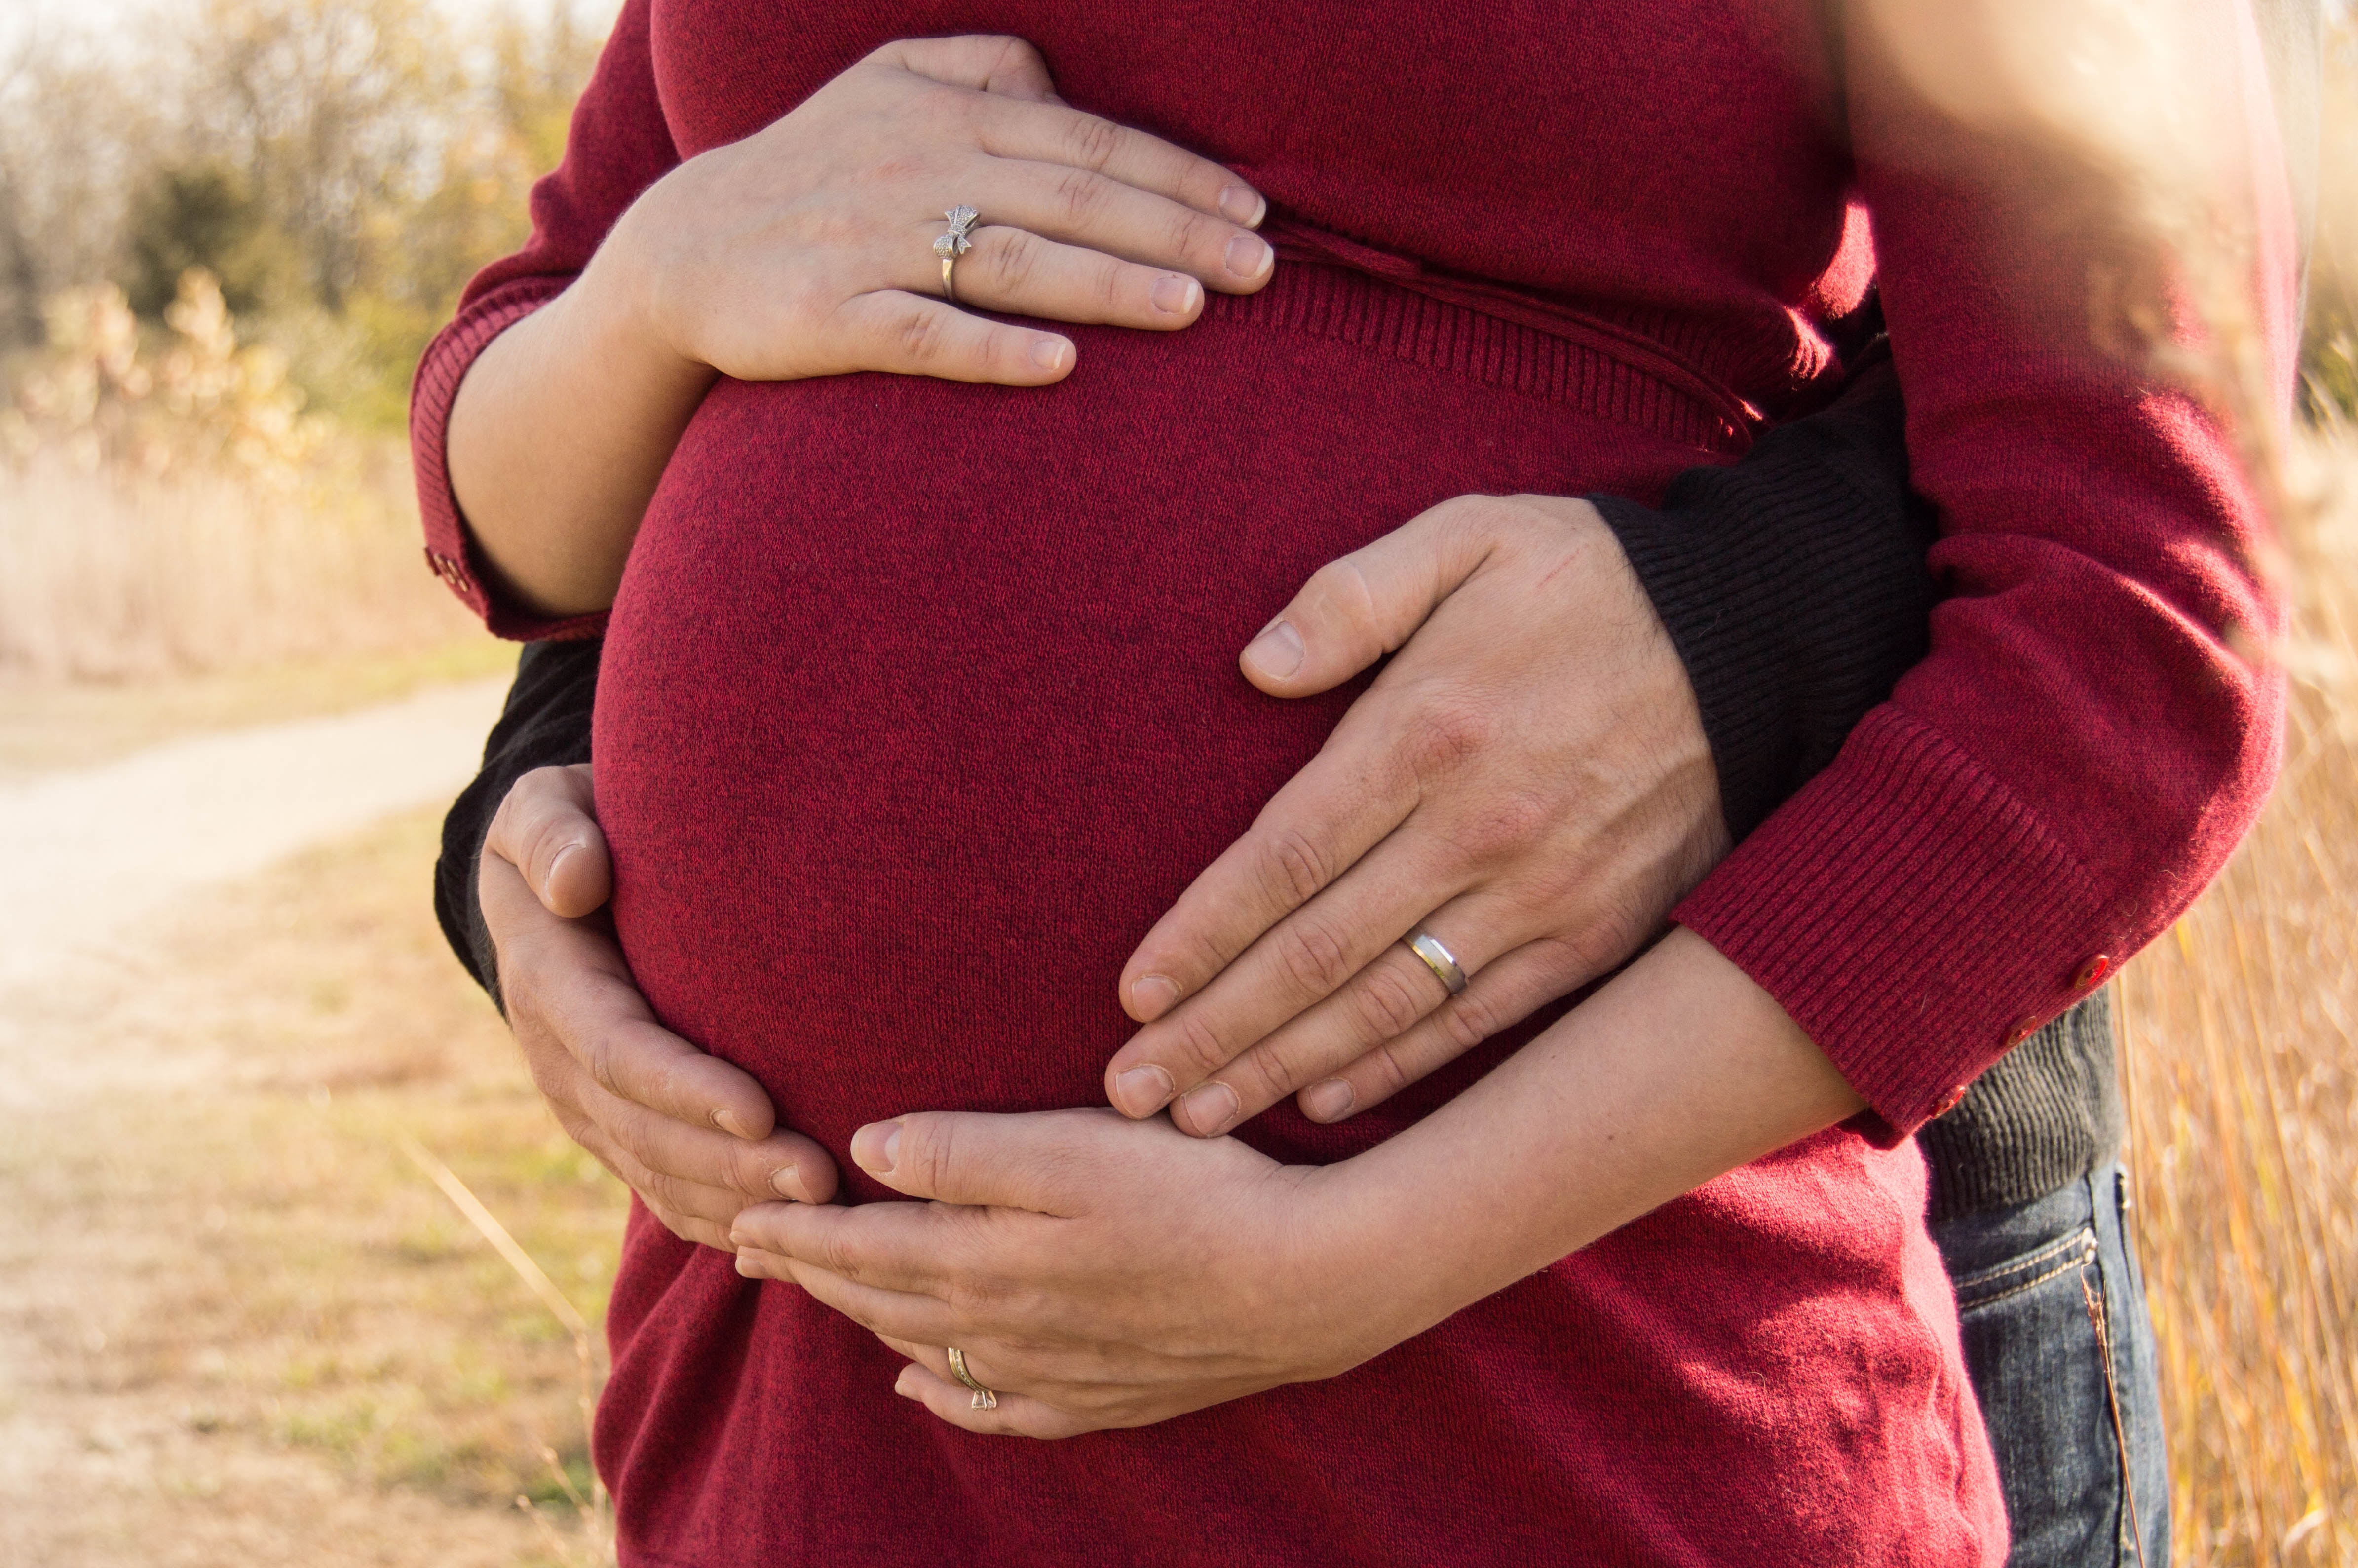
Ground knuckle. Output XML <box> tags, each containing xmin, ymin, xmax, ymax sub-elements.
<box><xmin>1350</xmin><ymin>963</ymin><xmax>1432</xmax><ymax>1043</ymax></box>
<box><xmin>817</xmin><ymin>1226</ymin><xmax>867</xmax><ymax>1282</ymax></box>
<box><xmin>892</xmin><ymin>306</ymin><xmax>950</xmax><ymax>365</ymax></box>
<box><xmin>1437</xmin><ymin>987</ymin><xmax>1504</xmax><ymax>1053</ymax></box>
<box><xmin>1049</xmin><ymin>164</ymin><xmax>1109</xmax><ymax>225</ymax></box>
<box><xmin>1059</xmin><ymin>112</ymin><xmax>1125</xmax><ymax>172</ymax></box>
<box><xmin>1404</xmin><ymin>705</ymin><xmax>1492</xmax><ymax>784</ymax></box>
<box><xmin>1258</xmin><ymin>825</ymin><xmax>1331</xmax><ymax>907</ymax></box>
<box><xmin>984</xmin><ymin>229</ymin><xmax>1044</xmax><ymax>295</ymax></box>
<box><xmin>1455</xmin><ymin>788</ymin><xmax>1554</xmax><ymax>863</ymax></box>
<box><xmin>1272</xmin><ymin>917</ymin><xmax>1355</xmax><ymax>999</ymax></box>
<box><xmin>1364</xmin><ymin>1041</ymin><xmax>1414</xmax><ymax>1098</ymax></box>
<box><xmin>1168</xmin><ymin>1007</ymin><xmax>1235</xmax><ymax>1077</ymax></box>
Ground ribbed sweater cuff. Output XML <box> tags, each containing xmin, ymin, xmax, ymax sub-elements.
<box><xmin>1675</xmin><ymin>706</ymin><xmax>2110</xmax><ymax>1144</ymax></box>
<box><xmin>409</xmin><ymin>277</ymin><xmax>609</xmax><ymax>643</ymax></box>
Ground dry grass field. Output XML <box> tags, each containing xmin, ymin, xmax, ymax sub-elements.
<box><xmin>2119</xmin><ymin>425</ymin><xmax>2358</xmax><ymax>1568</ymax></box>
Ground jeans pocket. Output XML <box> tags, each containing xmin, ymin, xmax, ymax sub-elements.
<box><xmin>1951</xmin><ymin>1224</ymin><xmax>2101</xmax><ymax>1315</ymax></box>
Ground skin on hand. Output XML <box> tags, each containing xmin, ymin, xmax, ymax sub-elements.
<box><xmin>448</xmin><ymin>33</ymin><xmax>1274</xmax><ymax>618</ymax></box>
<box><xmin>731</xmin><ymin>928</ymin><xmax>1865</xmax><ymax>1439</ymax></box>
<box><xmin>482</xmin><ymin>765</ymin><xmax>839</xmax><ymax>1248</ymax></box>
<box><xmin>1102</xmin><ymin>494</ymin><xmax>1731</xmax><ymax>1138</ymax></box>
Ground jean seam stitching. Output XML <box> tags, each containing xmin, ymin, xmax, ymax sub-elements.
<box><xmin>1947</xmin><ymin>1221</ymin><xmax>2099</xmax><ymax>1294</ymax></box>
<box><xmin>1953</xmin><ymin>1228</ymin><xmax>2100</xmax><ymax>1311</ymax></box>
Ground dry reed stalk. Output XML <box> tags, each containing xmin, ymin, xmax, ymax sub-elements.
<box><xmin>2119</xmin><ymin>425</ymin><xmax>2358</xmax><ymax>1568</ymax></box>
<box><xmin>397</xmin><ymin>1131</ymin><xmax>616</xmax><ymax>1568</ymax></box>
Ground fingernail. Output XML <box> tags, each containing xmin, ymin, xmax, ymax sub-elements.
<box><xmin>852</xmin><ymin>1120</ymin><xmax>902</xmax><ymax>1175</ymax></box>
<box><xmin>734</xmin><ymin>1249</ymin><xmax>758</xmax><ymax>1276</ymax></box>
<box><xmin>1031</xmin><ymin>337</ymin><xmax>1069</xmax><ymax>372</ymax></box>
<box><xmin>546</xmin><ymin>842</ymin><xmax>579</xmax><ymax>891</ymax></box>
<box><xmin>1112</xmin><ymin>1064</ymin><xmax>1175</xmax><ymax>1118</ymax></box>
<box><xmin>1177</xmin><ymin>1081</ymin><xmax>1241</xmax><ymax>1137</ymax></box>
<box><xmin>1224</xmin><ymin>233</ymin><xmax>1272</xmax><ymax>280</ymax></box>
<box><xmin>1219</xmin><ymin>184</ymin><xmax>1266</xmax><ymax>227</ymax></box>
<box><xmin>713</xmin><ymin>1107</ymin><xmax>753</xmax><ymax>1139</ymax></box>
<box><xmin>1131</xmin><ymin>973</ymin><xmax>1181</xmax><ymax>1020</ymax></box>
<box><xmin>1150</xmin><ymin>274</ymin><xmax>1199</xmax><ymax>316</ymax></box>
<box><xmin>769</xmin><ymin>1166</ymin><xmax>809</xmax><ymax>1202</ymax></box>
<box><xmin>1302</xmin><ymin>1079</ymin><xmax>1355</xmax><ymax>1122</ymax></box>
<box><xmin>894</xmin><ymin>1368</ymin><xmax>920</xmax><ymax>1399</ymax></box>
<box><xmin>1242</xmin><ymin>619</ymin><xmax>1305</xmax><ymax>680</ymax></box>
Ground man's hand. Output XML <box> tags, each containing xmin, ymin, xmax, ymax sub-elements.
<box><xmin>1104</xmin><ymin>495</ymin><xmax>1730</xmax><ymax>1135</ymax></box>
<box><xmin>482</xmin><ymin>765</ymin><xmax>839</xmax><ymax>1246</ymax></box>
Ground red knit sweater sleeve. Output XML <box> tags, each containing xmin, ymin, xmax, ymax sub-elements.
<box><xmin>1675</xmin><ymin>4</ymin><xmax>2299</xmax><ymax>1142</ymax></box>
<box><xmin>408</xmin><ymin>0</ymin><xmax>676</xmax><ymax>641</ymax></box>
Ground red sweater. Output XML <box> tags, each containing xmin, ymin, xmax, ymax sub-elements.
<box><xmin>412</xmin><ymin>3</ymin><xmax>2290</xmax><ymax>1563</ymax></box>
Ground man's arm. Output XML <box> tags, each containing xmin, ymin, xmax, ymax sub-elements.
<box><xmin>435</xmin><ymin>639</ymin><xmax>602</xmax><ymax>1010</ymax></box>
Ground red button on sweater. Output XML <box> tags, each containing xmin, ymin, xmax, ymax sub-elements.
<box><xmin>410</xmin><ymin>2</ymin><xmax>2290</xmax><ymax>1563</ymax></box>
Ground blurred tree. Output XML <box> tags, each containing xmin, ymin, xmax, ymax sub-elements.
<box><xmin>122</xmin><ymin>161</ymin><xmax>298</xmax><ymax>318</ymax></box>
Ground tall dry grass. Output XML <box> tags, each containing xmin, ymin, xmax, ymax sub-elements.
<box><xmin>2121</xmin><ymin>424</ymin><xmax>2358</xmax><ymax>1568</ymax></box>
<box><xmin>0</xmin><ymin>272</ymin><xmax>472</xmax><ymax>680</ymax></box>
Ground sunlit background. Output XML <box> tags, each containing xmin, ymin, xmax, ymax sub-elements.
<box><xmin>0</xmin><ymin>3</ymin><xmax>2352</xmax><ymax>1565</ymax></box>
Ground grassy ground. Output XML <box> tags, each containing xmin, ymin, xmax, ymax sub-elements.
<box><xmin>0</xmin><ymin>806</ymin><xmax>627</xmax><ymax>1567</ymax></box>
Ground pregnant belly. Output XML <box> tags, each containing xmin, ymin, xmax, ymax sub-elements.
<box><xmin>597</xmin><ymin>274</ymin><xmax>1715</xmax><ymax>1198</ymax></box>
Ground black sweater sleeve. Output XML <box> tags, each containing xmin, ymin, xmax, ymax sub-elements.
<box><xmin>1588</xmin><ymin>339</ymin><xmax>1936</xmax><ymax>841</ymax></box>
<box><xmin>433</xmin><ymin>636</ymin><xmax>603</xmax><ymax>1012</ymax></box>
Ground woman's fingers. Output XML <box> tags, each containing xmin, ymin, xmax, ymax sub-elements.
<box><xmin>967</xmin><ymin>88</ymin><xmax>1264</xmax><ymax>229</ymax></box>
<box><xmin>894</xmin><ymin>1360</ymin><xmax>1096</xmax><ymax>1439</ymax></box>
<box><xmin>736</xmin><ymin>1244</ymin><xmax>959</xmax><ymax>1344</ymax></box>
<box><xmin>944</xmin><ymin>225</ymin><xmax>1205</xmax><ymax>331</ymax></box>
<box><xmin>973</xmin><ymin>158</ymin><xmax>1271</xmax><ymax>290</ymax></box>
<box><xmin>1299</xmin><ymin>938</ymin><xmax>1591</xmax><ymax>1122</ymax></box>
<box><xmin>1164</xmin><ymin>895</ymin><xmax>1529</xmax><ymax>1137</ymax></box>
<box><xmin>830</xmin><ymin>289</ymin><xmax>1075</xmax><ymax>384</ymax></box>
<box><xmin>875</xmin><ymin>33</ymin><xmax>1060</xmax><ymax>103</ymax></box>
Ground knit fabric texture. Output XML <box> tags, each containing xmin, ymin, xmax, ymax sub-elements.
<box><xmin>408</xmin><ymin>1</ymin><xmax>2292</xmax><ymax>1561</ymax></box>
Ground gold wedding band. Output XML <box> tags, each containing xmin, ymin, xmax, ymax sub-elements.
<box><xmin>946</xmin><ymin>1345</ymin><xmax>998</xmax><ymax>1411</ymax></box>
<box><xmin>1405</xmin><ymin>928</ymin><xmax>1470</xmax><ymax>995</ymax></box>
<box><xmin>935</xmin><ymin>205</ymin><xmax>978</xmax><ymax>305</ymax></box>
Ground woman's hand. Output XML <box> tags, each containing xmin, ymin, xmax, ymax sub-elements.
<box><xmin>615</xmin><ymin>33</ymin><xmax>1273</xmax><ymax>388</ymax></box>
<box><xmin>481</xmin><ymin>765</ymin><xmax>841</xmax><ymax>1249</ymax></box>
<box><xmin>727</xmin><ymin>1109</ymin><xmax>1410</xmax><ymax>1438</ymax></box>
<box><xmin>448</xmin><ymin>33</ymin><xmax>1271</xmax><ymax>617</ymax></box>
<box><xmin>1103</xmin><ymin>494</ymin><xmax>1730</xmax><ymax>1136</ymax></box>
<box><xmin>729</xmin><ymin>933</ymin><xmax>1864</xmax><ymax>1441</ymax></box>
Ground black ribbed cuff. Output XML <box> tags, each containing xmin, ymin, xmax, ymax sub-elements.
<box><xmin>433</xmin><ymin>637</ymin><xmax>604</xmax><ymax>1011</ymax></box>
<box><xmin>1918</xmin><ymin>990</ymin><xmax>2124</xmax><ymax>1221</ymax></box>
<box><xmin>1590</xmin><ymin>344</ymin><xmax>1937</xmax><ymax>841</ymax></box>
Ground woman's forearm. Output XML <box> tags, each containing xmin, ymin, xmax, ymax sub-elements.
<box><xmin>446</xmin><ymin>217</ymin><xmax>718</xmax><ymax>620</ymax></box>
<box><xmin>1328</xmin><ymin>927</ymin><xmax>1868</xmax><ymax>1330</ymax></box>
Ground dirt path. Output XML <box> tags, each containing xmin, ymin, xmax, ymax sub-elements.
<box><xmin>0</xmin><ymin>676</ymin><xmax>510</xmax><ymax>1053</ymax></box>
<box><xmin>0</xmin><ymin>681</ymin><xmax>613</xmax><ymax>1568</ymax></box>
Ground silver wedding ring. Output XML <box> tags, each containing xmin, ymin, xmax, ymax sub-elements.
<box><xmin>935</xmin><ymin>205</ymin><xmax>979</xmax><ymax>304</ymax></box>
<box><xmin>1405</xmin><ymin>928</ymin><xmax>1470</xmax><ymax>995</ymax></box>
<box><xmin>946</xmin><ymin>1345</ymin><xmax>998</xmax><ymax>1411</ymax></box>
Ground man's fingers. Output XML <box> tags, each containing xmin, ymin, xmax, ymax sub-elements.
<box><xmin>592</xmin><ymin>1082</ymin><xmax>836</xmax><ymax>1206</ymax></box>
<box><xmin>1108</xmin><ymin>827</ymin><xmax>1467</xmax><ymax>1119</ymax></box>
<box><xmin>484</xmin><ymin>763</ymin><xmax>611</xmax><ymax>918</ymax></box>
<box><xmin>1164</xmin><ymin>898</ymin><xmax>1525</xmax><ymax>1137</ymax></box>
<box><xmin>832</xmin><ymin>290</ymin><xmax>1074</xmax><ymax>384</ymax></box>
<box><xmin>1297</xmin><ymin>938</ymin><xmax>1589</xmax><ymax>1123</ymax></box>
<box><xmin>1238</xmin><ymin>497</ymin><xmax>1508</xmax><ymax>698</ymax></box>
<box><xmin>1116</xmin><ymin>702</ymin><xmax>1418</xmax><ymax>1028</ymax></box>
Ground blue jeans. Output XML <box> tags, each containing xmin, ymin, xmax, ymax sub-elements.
<box><xmin>1930</xmin><ymin>1166</ymin><xmax>2171</xmax><ymax>1568</ymax></box>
